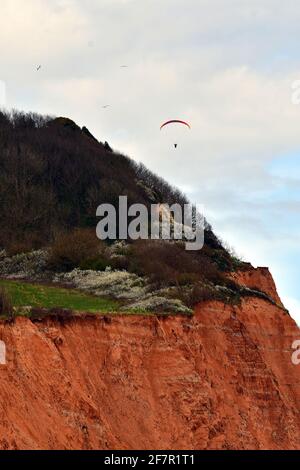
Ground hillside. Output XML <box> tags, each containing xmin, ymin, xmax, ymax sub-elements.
<box><xmin>0</xmin><ymin>110</ymin><xmax>298</xmax><ymax>450</ymax></box>
<box><xmin>0</xmin><ymin>111</ymin><xmax>202</xmax><ymax>251</ymax></box>
<box><xmin>0</xmin><ymin>110</ymin><xmax>256</xmax><ymax>314</ymax></box>
<box><xmin>0</xmin><ymin>268</ymin><xmax>299</xmax><ymax>450</ymax></box>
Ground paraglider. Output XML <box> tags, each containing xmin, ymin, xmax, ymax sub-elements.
<box><xmin>160</xmin><ymin>120</ymin><xmax>191</xmax><ymax>148</ymax></box>
<box><xmin>160</xmin><ymin>120</ymin><xmax>191</xmax><ymax>130</ymax></box>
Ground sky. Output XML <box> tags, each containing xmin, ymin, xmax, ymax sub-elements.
<box><xmin>0</xmin><ymin>0</ymin><xmax>300</xmax><ymax>323</ymax></box>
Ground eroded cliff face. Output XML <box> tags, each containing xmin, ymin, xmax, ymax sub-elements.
<box><xmin>0</xmin><ymin>268</ymin><xmax>299</xmax><ymax>450</ymax></box>
<box><xmin>231</xmin><ymin>265</ymin><xmax>284</xmax><ymax>306</ymax></box>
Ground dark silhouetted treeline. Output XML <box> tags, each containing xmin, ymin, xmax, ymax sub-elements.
<box><xmin>0</xmin><ymin>110</ymin><xmax>222</xmax><ymax>254</ymax></box>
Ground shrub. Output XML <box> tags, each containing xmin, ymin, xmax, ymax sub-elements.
<box><xmin>30</xmin><ymin>307</ymin><xmax>74</xmax><ymax>321</ymax></box>
<box><xmin>180</xmin><ymin>280</ymin><xmax>242</xmax><ymax>308</ymax></box>
<box><xmin>181</xmin><ymin>283</ymin><xmax>217</xmax><ymax>307</ymax></box>
<box><xmin>191</xmin><ymin>283</ymin><xmax>217</xmax><ymax>303</ymax></box>
<box><xmin>176</xmin><ymin>272</ymin><xmax>200</xmax><ymax>286</ymax></box>
<box><xmin>5</xmin><ymin>232</ymin><xmax>44</xmax><ymax>256</ymax></box>
<box><xmin>126</xmin><ymin>295</ymin><xmax>192</xmax><ymax>314</ymax></box>
<box><xmin>29</xmin><ymin>307</ymin><xmax>48</xmax><ymax>320</ymax></box>
<box><xmin>109</xmin><ymin>255</ymin><xmax>129</xmax><ymax>271</ymax></box>
<box><xmin>48</xmin><ymin>228</ymin><xmax>105</xmax><ymax>271</ymax></box>
<box><xmin>0</xmin><ymin>286</ymin><xmax>14</xmax><ymax>320</ymax></box>
<box><xmin>79</xmin><ymin>256</ymin><xmax>110</xmax><ymax>271</ymax></box>
<box><xmin>128</xmin><ymin>240</ymin><xmax>224</xmax><ymax>287</ymax></box>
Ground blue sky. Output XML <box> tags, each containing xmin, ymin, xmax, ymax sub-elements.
<box><xmin>0</xmin><ymin>0</ymin><xmax>299</xmax><ymax>323</ymax></box>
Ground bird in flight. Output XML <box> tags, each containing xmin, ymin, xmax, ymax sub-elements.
<box><xmin>36</xmin><ymin>65</ymin><xmax>41</xmax><ymax>71</ymax></box>
<box><xmin>102</xmin><ymin>105</ymin><xmax>110</xmax><ymax>109</ymax></box>
<box><xmin>120</xmin><ymin>65</ymin><xmax>128</xmax><ymax>68</ymax></box>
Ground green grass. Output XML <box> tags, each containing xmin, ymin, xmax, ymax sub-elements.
<box><xmin>0</xmin><ymin>279</ymin><xmax>119</xmax><ymax>314</ymax></box>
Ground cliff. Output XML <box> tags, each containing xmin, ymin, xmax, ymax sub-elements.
<box><xmin>0</xmin><ymin>267</ymin><xmax>299</xmax><ymax>450</ymax></box>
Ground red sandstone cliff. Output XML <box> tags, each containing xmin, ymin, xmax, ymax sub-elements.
<box><xmin>0</xmin><ymin>267</ymin><xmax>299</xmax><ymax>450</ymax></box>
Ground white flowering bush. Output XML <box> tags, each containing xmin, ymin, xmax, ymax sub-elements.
<box><xmin>109</xmin><ymin>240</ymin><xmax>129</xmax><ymax>256</ymax></box>
<box><xmin>54</xmin><ymin>268</ymin><xmax>149</xmax><ymax>300</ymax></box>
<box><xmin>125</xmin><ymin>295</ymin><xmax>192</xmax><ymax>314</ymax></box>
<box><xmin>0</xmin><ymin>250</ymin><xmax>48</xmax><ymax>279</ymax></box>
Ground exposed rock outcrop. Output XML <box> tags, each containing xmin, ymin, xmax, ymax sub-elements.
<box><xmin>231</xmin><ymin>265</ymin><xmax>283</xmax><ymax>306</ymax></box>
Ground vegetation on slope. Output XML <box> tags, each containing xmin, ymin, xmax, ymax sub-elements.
<box><xmin>0</xmin><ymin>280</ymin><xmax>119</xmax><ymax>318</ymax></box>
<box><xmin>0</xmin><ymin>110</ymin><xmax>248</xmax><ymax>314</ymax></box>
<box><xmin>0</xmin><ymin>110</ymin><xmax>192</xmax><ymax>253</ymax></box>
